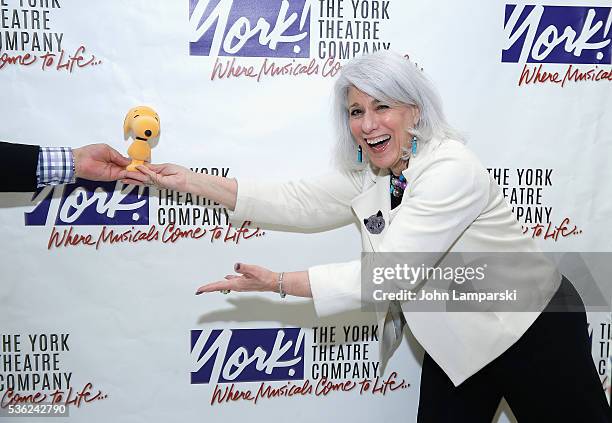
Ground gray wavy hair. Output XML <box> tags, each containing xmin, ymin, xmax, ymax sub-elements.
<box><xmin>332</xmin><ymin>50</ymin><xmax>462</xmax><ymax>170</ymax></box>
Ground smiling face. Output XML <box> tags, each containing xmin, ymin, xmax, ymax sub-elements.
<box><xmin>347</xmin><ymin>86</ymin><xmax>419</xmax><ymax>173</ymax></box>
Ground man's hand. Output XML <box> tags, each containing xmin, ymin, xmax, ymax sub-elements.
<box><xmin>73</xmin><ymin>144</ymin><xmax>131</xmax><ymax>181</ymax></box>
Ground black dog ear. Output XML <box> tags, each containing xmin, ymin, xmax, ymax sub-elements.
<box><xmin>363</xmin><ymin>218</ymin><xmax>369</xmax><ymax>225</ymax></box>
<box><xmin>376</xmin><ymin>210</ymin><xmax>383</xmax><ymax>217</ymax></box>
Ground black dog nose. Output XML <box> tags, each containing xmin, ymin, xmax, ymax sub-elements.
<box><xmin>145</xmin><ymin>130</ymin><xmax>152</xmax><ymax>137</ymax></box>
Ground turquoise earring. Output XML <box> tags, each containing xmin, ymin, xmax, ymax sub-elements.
<box><xmin>357</xmin><ymin>145</ymin><xmax>363</xmax><ymax>163</ymax></box>
<box><xmin>411</xmin><ymin>136</ymin><xmax>417</xmax><ymax>156</ymax></box>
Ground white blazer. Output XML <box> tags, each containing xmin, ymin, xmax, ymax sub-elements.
<box><xmin>230</xmin><ymin>138</ymin><xmax>560</xmax><ymax>386</ymax></box>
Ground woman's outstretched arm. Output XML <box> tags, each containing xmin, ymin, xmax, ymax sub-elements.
<box><xmin>125</xmin><ymin>162</ymin><xmax>363</xmax><ymax>231</ymax></box>
<box><xmin>123</xmin><ymin>163</ymin><xmax>238</xmax><ymax>210</ymax></box>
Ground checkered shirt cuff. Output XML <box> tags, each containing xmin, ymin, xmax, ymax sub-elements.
<box><xmin>36</xmin><ymin>147</ymin><xmax>76</xmax><ymax>187</ymax></box>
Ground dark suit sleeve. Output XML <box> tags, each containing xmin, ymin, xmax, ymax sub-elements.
<box><xmin>0</xmin><ymin>141</ymin><xmax>41</xmax><ymax>192</ymax></box>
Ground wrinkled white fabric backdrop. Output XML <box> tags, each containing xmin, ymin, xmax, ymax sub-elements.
<box><xmin>1</xmin><ymin>0</ymin><xmax>610</xmax><ymax>421</ymax></box>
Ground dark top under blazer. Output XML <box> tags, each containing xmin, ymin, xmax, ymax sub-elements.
<box><xmin>0</xmin><ymin>142</ymin><xmax>40</xmax><ymax>192</ymax></box>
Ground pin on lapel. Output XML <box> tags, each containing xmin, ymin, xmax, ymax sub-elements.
<box><xmin>364</xmin><ymin>210</ymin><xmax>385</xmax><ymax>234</ymax></box>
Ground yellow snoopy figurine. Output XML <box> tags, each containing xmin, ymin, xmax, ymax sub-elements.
<box><xmin>123</xmin><ymin>106</ymin><xmax>160</xmax><ymax>171</ymax></box>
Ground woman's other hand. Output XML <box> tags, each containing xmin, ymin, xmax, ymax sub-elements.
<box><xmin>123</xmin><ymin>163</ymin><xmax>191</xmax><ymax>192</ymax></box>
<box><xmin>195</xmin><ymin>263</ymin><xmax>277</xmax><ymax>295</ymax></box>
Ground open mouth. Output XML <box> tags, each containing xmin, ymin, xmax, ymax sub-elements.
<box><xmin>365</xmin><ymin>135</ymin><xmax>391</xmax><ymax>153</ymax></box>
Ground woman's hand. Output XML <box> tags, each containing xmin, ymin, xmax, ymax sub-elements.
<box><xmin>196</xmin><ymin>263</ymin><xmax>278</xmax><ymax>295</ymax></box>
<box><xmin>122</xmin><ymin>161</ymin><xmax>238</xmax><ymax>210</ymax></box>
<box><xmin>123</xmin><ymin>163</ymin><xmax>191</xmax><ymax>192</ymax></box>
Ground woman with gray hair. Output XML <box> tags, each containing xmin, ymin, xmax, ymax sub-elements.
<box><xmin>126</xmin><ymin>51</ymin><xmax>609</xmax><ymax>422</ymax></box>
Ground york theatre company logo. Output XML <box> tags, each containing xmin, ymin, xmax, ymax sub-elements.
<box><xmin>0</xmin><ymin>0</ymin><xmax>102</xmax><ymax>72</ymax></box>
<box><xmin>24</xmin><ymin>180</ymin><xmax>157</xmax><ymax>249</ymax></box>
<box><xmin>188</xmin><ymin>0</ymin><xmax>393</xmax><ymax>81</ymax></box>
<box><xmin>25</xmin><ymin>181</ymin><xmax>149</xmax><ymax>227</ymax></box>
<box><xmin>24</xmin><ymin>178</ymin><xmax>263</xmax><ymax>249</ymax></box>
<box><xmin>190</xmin><ymin>328</ymin><xmax>305</xmax><ymax>384</ymax></box>
<box><xmin>190</xmin><ymin>326</ymin><xmax>409</xmax><ymax>406</ymax></box>
<box><xmin>191</xmin><ymin>328</ymin><xmax>309</xmax><ymax>404</ymax></box>
<box><xmin>502</xmin><ymin>4</ymin><xmax>612</xmax><ymax>86</ymax></box>
<box><xmin>189</xmin><ymin>0</ymin><xmax>311</xmax><ymax>58</ymax></box>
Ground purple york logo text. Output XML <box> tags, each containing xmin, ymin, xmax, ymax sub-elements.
<box><xmin>502</xmin><ymin>5</ymin><xmax>612</xmax><ymax>64</ymax></box>
<box><xmin>24</xmin><ymin>180</ymin><xmax>149</xmax><ymax>226</ymax></box>
<box><xmin>189</xmin><ymin>0</ymin><xmax>311</xmax><ymax>58</ymax></box>
<box><xmin>190</xmin><ymin>328</ymin><xmax>305</xmax><ymax>384</ymax></box>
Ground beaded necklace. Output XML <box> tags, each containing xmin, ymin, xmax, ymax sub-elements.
<box><xmin>390</xmin><ymin>138</ymin><xmax>416</xmax><ymax>201</ymax></box>
<box><xmin>390</xmin><ymin>173</ymin><xmax>407</xmax><ymax>197</ymax></box>
<box><xmin>390</xmin><ymin>157</ymin><xmax>410</xmax><ymax>198</ymax></box>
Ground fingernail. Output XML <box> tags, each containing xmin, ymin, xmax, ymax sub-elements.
<box><xmin>234</xmin><ymin>263</ymin><xmax>240</xmax><ymax>271</ymax></box>
<box><xmin>195</xmin><ymin>290</ymin><xmax>203</xmax><ymax>295</ymax></box>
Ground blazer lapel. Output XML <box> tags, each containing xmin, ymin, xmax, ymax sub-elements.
<box><xmin>351</xmin><ymin>170</ymin><xmax>391</xmax><ymax>251</ymax></box>
<box><xmin>350</xmin><ymin>138</ymin><xmax>443</xmax><ymax>251</ymax></box>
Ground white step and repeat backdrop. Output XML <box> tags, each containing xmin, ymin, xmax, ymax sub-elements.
<box><xmin>1</xmin><ymin>0</ymin><xmax>611</xmax><ymax>422</ymax></box>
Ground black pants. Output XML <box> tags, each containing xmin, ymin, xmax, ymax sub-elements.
<box><xmin>417</xmin><ymin>277</ymin><xmax>610</xmax><ymax>423</ymax></box>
